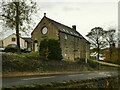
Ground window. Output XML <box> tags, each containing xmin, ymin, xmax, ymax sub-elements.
<box><xmin>41</xmin><ymin>27</ymin><xmax>48</xmax><ymax>35</ymax></box>
<box><xmin>11</xmin><ymin>38</ymin><xmax>16</xmax><ymax>41</ymax></box>
<box><xmin>63</xmin><ymin>29</ymin><xmax>65</xmax><ymax>32</ymax></box>
<box><xmin>65</xmin><ymin>34</ymin><xmax>68</xmax><ymax>40</ymax></box>
<box><xmin>70</xmin><ymin>32</ymin><xmax>72</xmax><ymax>34</ymax></box>
<box><xmin>65</xmin><ymin>53</ymin><xmax>67</xmax><ymax>57</ymax></box>
<box><xmin>66</xmin><ymin>30</ymin><xmax>69</xmax><ymax>33</ymax></box>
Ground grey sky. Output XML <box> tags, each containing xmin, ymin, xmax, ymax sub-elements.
<box><xmin>0</xmin><ymin>0</ymin><xmax>118</xmax><ymax>39</ymax></box>
<box><xmin>35</xmin><ymin>1</ymin><xmax>118</xmax><ymax>38</ymax></box>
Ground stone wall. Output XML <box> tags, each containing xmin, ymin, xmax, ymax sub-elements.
<box><xmin>32</xmin><ymin>17</ymin><xmax>59</xmax><ymax>51</ymax></box>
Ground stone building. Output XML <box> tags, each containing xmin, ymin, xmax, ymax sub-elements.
<box><xmin>31</xmin><ymin>13</ymin><xmax>90</xmax><ymax>61</ymax></box>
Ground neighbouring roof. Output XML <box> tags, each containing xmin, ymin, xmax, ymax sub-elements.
<box><xmin>1</xmin><ymin>33</ymin><xmax>31</xmax><ymax>43</ymax></box>
<box><xmin>1</xmin><ymin>33</ymin><xmax>16</xmax><ymax>41</ymax></box>
<box><xmin>22</xmin><ymin>38</ymin><xmax>31</xmax><ymax>43</ymax></box>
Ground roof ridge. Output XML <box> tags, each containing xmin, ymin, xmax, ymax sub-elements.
<box><xmin>45</xmin><ymin>16</ymin><xmax>72</xmax><ymax>29</ymax></box>
<box><xmin>45</xmin><ymin>16</ymin><xmax>83</xmax><ymax>37</ymax></box>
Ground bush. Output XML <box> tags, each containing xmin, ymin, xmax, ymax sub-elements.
<box><xmin>87</xmin><ymin>60</ymin><xmax>98</xmax><ymax>69</ymax></box>
<box><xmin>75</xmin><ymin>58</ymin><xmax>86</xmax><ymax>65</ymax></box>
<box><xmin>39</xmin><ymin>39</ymin><xmax>63</xmax><ymax>60</ymax></box>
<box><xmin>20</xmin><ymin>52</ymin><xmax>40</xmax><ymax>60</ymax></box>
<box><xmin>104</xmin><ymin>49</ymin><xmax>119</xmax><ymax>64</ymax></box>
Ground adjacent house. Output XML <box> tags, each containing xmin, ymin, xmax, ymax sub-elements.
<box><xmin>1</xmin><ymin>33</ymin><xmax>31</xmax><ymax>51</ymax></box>
<box><xmin>31</xmin><ymin>13</ymin><xmax>90</xmax><ymax>61</ymax></box>
<box><xmin>22</xmin><ymin>37</ymin><xmax>32</xmax><ymax>51</ymax></box>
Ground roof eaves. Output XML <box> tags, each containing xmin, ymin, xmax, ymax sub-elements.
<box><xmin>31</xmin><ymin>17</ymin><xmax>44</xmax><ymax>35</ymax></box>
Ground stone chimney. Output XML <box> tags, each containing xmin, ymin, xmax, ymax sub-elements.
<box><xmin>44</xmin><ymin>13</ymin><xmax>46</xmax><ymax>17</ymax></box>
<box><xmin>72</xmin><ymin>25</ymin><xmax>76</xmax><ymax>31</ymax></box>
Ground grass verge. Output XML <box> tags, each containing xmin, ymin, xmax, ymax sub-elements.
<box><xmin>2</xmin><ymin>53</ymin><xmax>119</xmax><ymax>77</ymax></box>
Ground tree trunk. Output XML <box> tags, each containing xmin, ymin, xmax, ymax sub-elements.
<box><xmin>15</xmin><ymin>2</ymin><xmax>20</xmax><ymax>53</ymax></box>
<box><xmin>109</xmin><ymin>44</ymin><xmax>112</xmax><ymax>61</ymax></box>
<box><xmin>97</xmin><ymin>39</ymin><xmax>99</xmax><ymax>61</ymax></box>
<box><xmin>97</xmin><ymin>39</ymin><xmax>100</xmax><ymax>70</ymax></box>
<box><xmin>97</xmin><ymin>46</ymin><xmax>100</xmax><ymax>61</ymax></box>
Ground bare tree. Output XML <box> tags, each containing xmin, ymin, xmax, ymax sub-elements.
<box><xmin>86</xmin><ymin>27</ymin><xmax>107</xmax><ymax>61</ymax></box>
<box><xmin>1</xmin><ymin>0</ymin><xmax>37</xmax><ymax>53</ymax></box>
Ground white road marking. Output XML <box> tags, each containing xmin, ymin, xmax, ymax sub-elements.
<box><xmin>107</xmin><ymin>75</ymin><xmax>111</xmax><ymax>76</ymax></box>
<box><xmin>98</xmin><ymin>72</ymin><xmax>109</xmax><ymax>75</ymax></box>
<box><xmin>22</xmin><ymin>76</ymin><xmax>55</xmax><ymax>81</ymax></box>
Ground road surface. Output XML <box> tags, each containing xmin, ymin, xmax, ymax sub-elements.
<box><xmin>2</xmin><ymin>71</ymin><xmax>119</xmax><ymax>88</ymax></box>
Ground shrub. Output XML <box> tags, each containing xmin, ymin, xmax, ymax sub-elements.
<box><xmin>20</xmin><ymin>52</ymin><xmax>40</xmax><ymax>60</ymax></box>
<box><xmin>39</xmin><ymin>39</ymin><xmax>63</xmax><ymax>60</ymax></box>
<box><xmin>104</xmin><ymin>49</ymin><xmax>119</xmax><ymax>64</ymax></box>
<box><xmin>87</xmin><ymin>60</ymin><xmax>98</xmax><ymax>68</ymax></box>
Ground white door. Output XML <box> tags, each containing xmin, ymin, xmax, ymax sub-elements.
<box><xmin>35</xmin><ymin>43</ymin><xmax>38</xmax><ymax>52</ymax></box>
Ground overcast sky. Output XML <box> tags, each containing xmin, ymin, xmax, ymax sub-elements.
<box><xmin>36</xmin><ymin>1</ymin><xmax>118</xmax><ymax>37</ymax></box>
<box><xmin>0</xmin><ymin>0</ymin><xmax>119</xmax><ymax>39</ymax></box>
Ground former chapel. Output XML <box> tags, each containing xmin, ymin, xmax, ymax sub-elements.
<box><xmin>31</xmin><ymin>13</ymin><xmax>90</xmax><ymax>61</ymax></box>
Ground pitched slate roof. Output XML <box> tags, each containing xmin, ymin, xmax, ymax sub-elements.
<box><xmin>32</xmin><ymin>15</ymin><xmax>90</xmax><ymax>43</ymax></box>
<box><xmin>46</xmin><ymin>17</ymin><xmax>90</xmax><ymax>44</ymax></box>
<box><xmin>46</xmin><ymin>17</ymin><xmax>82</xmax><ymax>38</ymax></box>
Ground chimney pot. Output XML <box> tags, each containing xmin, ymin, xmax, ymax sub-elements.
<box><xmin>44</xmin><ymin>13</ymin><xmax>46</xmax><ymax>17</ymax></box>
<box><xmin>72</xmin><ymin>25</ymin><xmax>76</xmax><ymax>31</ymax></box>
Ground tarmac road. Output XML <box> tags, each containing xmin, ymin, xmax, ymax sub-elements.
<box><xmin>2</xmin><ymin>71</ymin><xmax>119</xmax><ymax>88</ymax></box>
